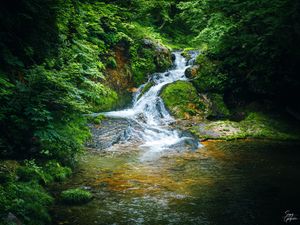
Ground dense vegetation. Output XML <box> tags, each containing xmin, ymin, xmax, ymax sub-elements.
<box><xmin>178</xmin><ymin>0</ymin><xmax>300</xmax><ymax>108</ymax></box>
<box><xmin>1</xmin><ymin>0</ymin><xmax>299</xmax><ymax>224</ymax></box>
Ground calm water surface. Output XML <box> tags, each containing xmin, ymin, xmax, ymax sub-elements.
<box><xmin>51</xmin><ymin>140</ymin><xmax>300</xmax><ymax>225</ymax></box>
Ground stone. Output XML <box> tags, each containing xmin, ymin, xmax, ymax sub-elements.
<box><xmin>185</xmin><ymin>65</ymin><xmax>200</xmax><ymax>79</ymax></box>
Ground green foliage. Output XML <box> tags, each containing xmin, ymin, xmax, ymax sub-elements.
<box><xmin>207</xmin><ymin>93</ymin><xmax>230</xmax><ymax>119</ymax></box>
<box><xmin>60</xmin><ymin>188</ymin><xmax>92</xmax><ymax>205</ymax></box>
<box><xmin>0</xmin><ymin>181</ymin><xmax>53</xmax><ymax>225</ymax></box>
<box><xmin>129</xmin><ymin>36</ymin><xmax>172</xmax><ymax>86</ymax></box>
<box><xmin>45</xmin><ymin>160</ymin><xmax>72</xmax><ymax>182</ymax></box>
<box><xmin>17</xmin><ymin>160</ymin><xmax>50</xmax><ymax>184</ymax></box>
<box><xmin>161</xmin><ymin>81</ymin><xmax>205</xmax><ymax>119</ymax></box>
<box><xmin>179</xmin><ymin>0</ymin><xmax>300</xmax><ymax>106</ymax></box>
<box><xmin>17</xmin><ymin>160</ymin><xmax>72</xmax><ymax>184</ymax></box>
<box><xmin>106</xmin><ymin>57</ymin><xmax>117</xmax><ymax>69</ymax></box>
<box><xmin>192</xmin><ymin>53</ymin><xmax>228</xmax><ymax>93</ymax></box>
<box><xmin>87</xmin><ymin>114</ymin><xmax>106</xmax><ymax>124</ymax></box>
<box><xmin>130</xmin><ymin>45</ymin><xmax>156</xmax><ymax>85</ymax></box>
<box><xmin>0</xmin><ymin>159</ymin><xmax>72</xmax><ymax>224</ymax></box>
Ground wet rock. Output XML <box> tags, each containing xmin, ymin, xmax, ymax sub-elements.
<box><xmin>87</xmin><ymin>119</ymin><xmax>131</xmax><ymax>150</ymax></box>
<box><xmin>171</xmin><ymin>53</ymin><xmax>176</xmax><ymax>61</ymax></box>
<box><xmin>185</xmin><ymin>65</ymin><xmax>200</xmax><ymax>79</ymax></box>
<box><xmin>160</xmin><ymin>81</ymin><xmax>207</xmax><ymax>120</ymax></box>
<box><xmin>204</xmin><ymin>93</ymin><xmax>231</xmax><ymax>119</ymax></box>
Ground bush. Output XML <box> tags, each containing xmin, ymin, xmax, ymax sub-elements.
<box><xmin>60</xmin><ymin>188</ymin><xmax>93</xmax><ymax>205</ymax></box>
<box><xmin>45</xmin><ymin>160</ymin><xmax>72</xmax><ymax>182</ymax></box>
<box><xmin>87</xmin><ymin>114</ymin><xmax>106</xmax><ymax>124</ymax></box>
<box><xmin>17</xmin><ymin>160</ymin><xmax>51</xmax><ymax>184</ymax></box>
<box><xmin>192</xmin><ymin>54</ymin><xmax>228</xmax><ymax>93</ymax></box>
<box><xmin>0</xmin><ymin>181</ymin><xmax>53</xmax><ymax>225</ymax></box>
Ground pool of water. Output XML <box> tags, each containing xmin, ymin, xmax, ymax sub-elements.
<box><xmin>50</xmin><ymin>140</ymin><xmax>300</xmax><ymax>225</ymax></box>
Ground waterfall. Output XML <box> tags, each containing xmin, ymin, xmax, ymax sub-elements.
<box><xmin>103</xmin><ymin>52</ymin><xmax>201</xmax><ymax>160</ymax></box>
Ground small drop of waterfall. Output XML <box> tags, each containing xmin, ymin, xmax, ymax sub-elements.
<box><xmin>103</xmin><ymin>52</ymin><xmax>201</xmax><ymax>161</ymax></box>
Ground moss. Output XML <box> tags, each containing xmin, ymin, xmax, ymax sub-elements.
<box><xmin>160</xmin><ymin>81</ymin><xmax>206</xmax><ymax>119</ymax></box>
<box><xmin>190</xmin><ymin>111</ymin><xmax>300</xmax><ymax>141</ymax></box>
<box><xmin>206</xmin><ymin>93</ymin><xmax>230</xmax><ymax>119</ymax></box>
<box><xmin>181</xmin><ymin>48</ymin><xmax>196</xmax><ymax>60</ymax></box>
<box><xmin>88</xmin><ymin>114</ymin><xmax>106</xmax><ymax>124</ymax></box>
<box><xmin>130</xmin><ymin>39</ymin><xmax>172</xmax><ymax>86</ymax></box>
<box><xmin>60</xmin><ymin>188</ymin><xmax>92</xmax><ymax>205</ymax></box>
<box><xmin>239</xmin><ymin>112</ymin><xmax>300</xmax><ymax>140</ymax></box>
<box><xmin>130</xmin><ymin>44</ymin><xmax>155</xmax><ymax>86</ymax></box>
<box><xmin>137</xmin><ymin>81</ymin><xmax>155</xmax><ymax>100</ymax></box>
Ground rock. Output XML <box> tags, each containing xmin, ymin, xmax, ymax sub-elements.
<box><xmin>6</xmin><ymin>212</ymin><xmax>22</xmax><ymax>225</ymax></box>
<box><xmin>185</xmin><ymin>65</ymin><xmax>200</xmax><ymax>79</ymax></box>
<box><xmin>127</xmin><ymin>87</ymin><xmax>139</xmax><ymax>93</ymax></box>
<box><xmin>171</xmin><ymin>53</ymin><xmax>176</xmax><ymax>61</ymax></box>
<box><xmin>206</xmin><ymin>93</ymin><xmax>230</xmax><ymax>119</ymax></box>
<box><xmin>142</xmin><ymin>38</ymin><xmax>172</xmax><ymax>71</ymax></box>
<box><xmin>142</xmin><ymin>39</ymin><xmax>153</xmax><ymax>47</ymax></box>
<box><xmin>160</xmin><ymin>81</ymin><xmax>207</xmax><ymax>120</ymax></box>
<box><xmin>86</xmin><ymin>119</ymin><xmax>131</xmax><ymax>150</ymax></box>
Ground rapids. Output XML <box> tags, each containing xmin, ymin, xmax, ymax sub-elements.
<box><xmin>102</xmin><ymin>52</ymin><xmax>201</xmax><ymax>161</ymax></box>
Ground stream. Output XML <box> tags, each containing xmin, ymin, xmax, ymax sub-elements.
<box><xmin>51</xmin><ymin>53</ymin><xmax>300</xmax><ymax>225</ymax></box>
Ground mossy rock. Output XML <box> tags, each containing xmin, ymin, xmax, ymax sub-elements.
<box><xmin>206</xmin><ymin>93</ymin><xmax>230</xmax><ymax>119</ymax></box>
<box><xmin>189</xmin><ymin>110</ymin><xmax>300</xmax><ymax>141</ymax></box>
<box><xmin>185</xmin><ymin>65</ymin><xmax>200</xmax><ymax>79</ymax></box>
<box><xmin>192</xmin><ymin>54</ymin><xmax>227</xmax><ymax>93</ymax></box>
<box><xmin>137</xmin><ymin>81</ymin><xmax>155</xmax><ymax>100</ymax></box>
<box><xmin>88</xmin><ymin>114</ymin><xmax>106</xmax><ymax>124</ymax></box>
<box><xmin>181</xmin><ymin>48</ymin><xmax>196</xmax><ymax>61</ymax></box>
<box><xmin>60</xmin><ymin>188</ymin><xmax>92</xmax><ymax>205</ymax></box>
<box><xmin>130</xmin><ymin>39</ymin><xmax>172</xmax><ymax>86</ymax></box>
<box><xmin>160</xmin><ymin>81</ymin><xmax>206</xmax><ymax>119</ymax></box>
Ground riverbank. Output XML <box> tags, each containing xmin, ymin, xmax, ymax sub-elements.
<box><xmin>176</xmin><ymin>110</ymin><xmax>300</xmax><ymax>141</ymax></box>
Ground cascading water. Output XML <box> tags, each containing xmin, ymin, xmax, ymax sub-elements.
<box><xmin>102</xmin><ymin>52</ymin><xmax>201</xmax><ymax>161</ymax></box>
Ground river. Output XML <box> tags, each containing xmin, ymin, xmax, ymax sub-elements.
<box><xmin>50</xmin><ymin>52</ymin><xmax>300</xmax><ymax>225</ymax></box>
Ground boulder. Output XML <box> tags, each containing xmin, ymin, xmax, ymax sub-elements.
<box><xmin>160</xmin><ymin>81</ymin><xmax>207</xmax><ymax>120</ymax></box>
<box><xmin>185</xmin><ymin>65</ymin><xmax>200</xmax><ymax>79</ymax></box>
<box><xmin>142</xmin><ymin>39</ymin><xmax>172</xmax><ymax>71</ymax></box>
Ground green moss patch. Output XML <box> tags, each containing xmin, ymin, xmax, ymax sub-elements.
<box><xmin>88</xmin><ymin>114</ymin><xmax>106</xmax><ymax>124</ymax></box>
<box><xmin>60</xmin><ymin>188</ymin><xmax>93</xmax><ymax>205</ymax></box>
<box><xmin>206</xmin><ymin>93</ymin><xmax>230</xmax><ymax>119</ymax></box>
<box><xmin>130</xmin><ymin>39</ymin><xmax>172</xmax><ymax>86</ymax></box>
<box><xmin>160</xmin><ymin>81</ymin><xmax>206</xmax><ymax>119</ymax></box>
<box><xmin>137</xmin><ymin>81</ymin><xmax>155</xmax><ymax>100</ymax></box>
<box><xmin>190</xmin><ymin>111</ymin><xmax>300</xmax><ymax>141</ymax></box>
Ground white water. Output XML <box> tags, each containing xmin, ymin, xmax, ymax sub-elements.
<box><xmin>103</xmin><ymin>52</ymin><xmax>201</xmax><ymax>160</ymax></box>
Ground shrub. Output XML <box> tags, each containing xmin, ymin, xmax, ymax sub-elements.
<box><xmin>17</xmin><ymin>160</ymin><xmax>51</xmax><ymax>184</ymax></box>
<box><xmin>0</xmin><ymin>182</ymin><xmax>53</xmax><ymax>225</ymax></box>
<box><xmin>45</xmin><ymin>160</ymin><xmax>72</xmax><ymax>182</ymax></box>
